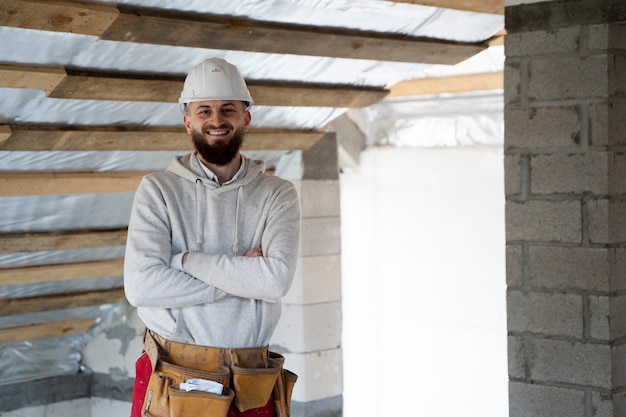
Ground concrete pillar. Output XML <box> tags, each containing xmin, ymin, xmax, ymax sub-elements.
<box><xmin>272</xmin><ymin>133</ymin><xmax>343</xmax><ymax>417</ymax></box>
<box><xmin>505</xmin><ymin>1</ymin><xmax>626</xmax><ymax>415</ymax></box>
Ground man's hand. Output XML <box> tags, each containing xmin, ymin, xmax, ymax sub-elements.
<box><xmin>244</xmin><ymin>247</ymin><xmax>263</xmax><ymax>257</ymax></box>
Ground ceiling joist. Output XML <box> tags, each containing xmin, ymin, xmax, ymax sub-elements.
<box><xmin>0</xmin><ymin>64</ymin><xmax>388</xmax><ymax>108</ymax></box>
<box><xmin>0</xmin><ymin>259</ymin><xmax>124</xmax><ymax>286</ymax></box>
<box><xmin>388</xmin><ymin>71</ymin><xmax>504</xmax><ymax>98</ymax></box>
<box><xmin>0</xmin><ymin>288</ymin><xmax>126</xmax><ymax>317</ymax></box>
<box><xmin>0</xmin><ymin>171</ymin><xmax>148</xmax><ymax>196</ymax></box>
<box><xmin>0</xmin><ymin>229</ymin><xmax>128</xmax><ymax>254</ymax></box>
<box><xmin>0</xmin><ymin>318</ymin><xmax>97</xmax><ymax>344</ymax></box>
<box><xmin>1</xmin><ymin>1</ymin><xmax>487</xmax><ymax>65</ymax></box>
<box><xmin>385</xmin><ymin>0</ymin><xmax>504</xmax><ymax>15</ymax></box>
<box><xmin>1</xmin><ymin>125</ymin><xmax>326</xmax><ymax>152</ymax></box>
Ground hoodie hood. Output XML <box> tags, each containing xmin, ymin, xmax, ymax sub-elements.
<box><xmin>166</xmin><ymin>152</ymin><xmax>266</xmax><ymax>189</ymax></box>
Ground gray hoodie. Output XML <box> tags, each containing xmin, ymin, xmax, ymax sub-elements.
<box><xmin>124</xmin><ymin>153</ymin><xmax>300</xmax><ymax>347</ymax></box>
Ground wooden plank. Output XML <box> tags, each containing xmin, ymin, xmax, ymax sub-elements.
<box><xmin>0</xmin><ymin>259</ymin><xmax>124</xmax><ymax>286</ymax></box>
<box><xmin>0</xmin><ymin>318</ymin><xmax>96</xmax><ymax>343</ymax></box>
<box><xmin>0</xmin><ymin>229</ymin><xmax>127</xmax><ymax>254</ymax></box>
<box><xmin>102</xmin><ymin>6</ymin><xmax>485</xmax><ymax>65</ymax></box>
<box><xmin>0</xmin><ymin>171</ymin><xmax>148</xmax><ymax>195</ymax></box>
<box><xmin>1</xmin><ymin>125</ymin><xmax>325</xmax><ymax>151</ymax></box>
<box><xmin>0</xmin><ymin>0</ymin><xmax>120</xmax><ymax>36</ymax></box>
<box><xmin>385</xmin><ymin>0</ymin><xmax>504</xmax><ymax>15</ymax></box>
<box><xmin>0</xmin><ymin>288</ymin><xmax>126</xmax><ymax>317</ymax></box>
<box><xmin>0</xmin><ymin>124</ymin><xmax>11</xmax><ymax>148</ymax></box>
<box><xmin>388</xmin><ymin>72</ymin><xmax>504</xmax><ymax>98</ymax></box>
<box><xmin>48</xmin><ymin>70</ymin><xmax>389</xmax><ymax>108</ymax></box>
<box><xmin>0</xmin><ymin>64</ymin><xmax>66</xmax><ymax>95</ymax></box>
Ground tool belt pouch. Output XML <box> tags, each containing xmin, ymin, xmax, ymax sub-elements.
<box><xmin>169</xmin><ymin>385</ymin><xmax>235</xmax><ymax>417</ymax></box>
<box><xmin>142</xmin><ymin>361</ymin><xmax>231</xmax><ymax>417</ymax></box>
<box><xmin>231</xmin><ymin>356</ymin><xmax>282</xmax><ymax>412</ymax></box>
<box><xmin>270</xmin><ymin>352</ymin><xmax>298</xmax><ymax>417</ymax></box>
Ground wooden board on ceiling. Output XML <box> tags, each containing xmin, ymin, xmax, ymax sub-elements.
<box><xmin>386</xmin><ymin>0</ymin><xmax>504</xmax><ymax>15</ymax></box>
<box><xmin>0</xmin><ymin>171</ymin><xmax>149</xmax><ymax>196</ymax></box>
<box><xmin>0</xmin><ymin>259</ymin><xmax>124</xmax><ymax>286</ymax></box>
<box><xmin>0</xmin><ymin>318</ymin><xmax>96</xmax><ymax>344</ymax></box>
<box><xmin>388</xmin><ymin>72</ymin><xmax>504</xmax><ymax>97</ymax></box>
<box><xmin>0</xmin><ymin>125</ymin><xmax>325</xmax><ymax>152</ymax></box>
<box><xmin>0</xmin><ymin>288</ymin><xmax>126</xmax><ymax>317</ymax></box>
<box><xmin>48</xmin><ymin>71</ymin><xmax>388</xmax><ymax>108</ymax></box>
<box><xmin>1</xmin><ymin>1</ymin><xmax>488</xmax><ymax>65</ymax></box>
<box><xmin>0</xmin><ymin>0</ymin><xmax>120</xmax><ymax>35</ymax></box>
<box><xmin>102</xmin><ymin>6</ymin><xmax>486</xmax><ymax>65</ymax></box>
<box><xmin>0</xmin><ymin>229</ymin><xmax>128</xmax><ymax>254</ymax></box>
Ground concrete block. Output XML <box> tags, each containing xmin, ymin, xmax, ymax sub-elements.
<box><xmin>281</xmin><ymin>348</ymin><xmax>343</xmax><ymax>403</ymax></box>
<box><xmin>505</xmin><ymin>106</ymin><xmax>580</xmax><ymax>149</ymax></box>
<box><xmin>91</xmin><ymin>398</ymin><xmax>131</xmax><ymax>417</ymax></box>
<box><xmin>529</xmin><ymin>338</ymin><xmax>611</xmax><ymax>388</ymax></box>
<box><xmin>612</xmin><ymin>343</ymin><xmax>626</xmax><ymax>388</ymax></box>
<box><xmin>272</xmin><ymin>302</ymin><xmax>342</xmax><ymax>353</ymax></box>
<box><xmin>300</xmin><ymin>216</ymin><xmax>341</xmax><ymax>257</ymax></box>
<box><xmin>610</xmin><ymin>295</ymin><xmax>626</xmax><ymax>341</ymax></box>
<box><xmin>589</xmin><ymin>295</ymin><xmax>610</xmax><ymax>341</ymax></box>
<box><xmin>529</xmin><ymin>246</ymin><xmax>611</xmax><ymax>292</ymax></box>
<box><xmin>590</xmin><ymin>102</ymin><xmax>626</xmax><ymax>146</ymax></box>
<box><xmin>528</xmin><ymin>55</ymin><xmax>608</xmax><ymax>101</ymax></box>
<box><xmin>45</xmin><ymin>399</ymin><xmax>90</xmax><ymax>417</ymax></box>
<box><xmin>612</xmin><ymin>391</ymin><xmax>626</xmax><ymax>417</ymax></box>
<box><xmin>588</xmin><ymin>199</ymin><xmax>626</xmax><ymax>244</ymax></box>
<box><xmin>508</xmin><ymin>335</ymin><xmax>526</xmax><ymax>379</ymax></box>
<box><xmin>508</xmin><ymin>382</ymin><xmax>585</xmax><ymax>417</ymax></box>
<box><xmin>0</xmin><ymin>405</ymin><xmax>45</xmax><ymax>417</ymax></box>
<box><xmin>505</xmin><ymin>26</ymin><xmax>581</xmax><ymax>57</ymax></box>
<box><xmin>612</xmin><ymin>249</ymin><xmax>626</xmax><ymax>292</ymax></box>
<box><xmin>504</xmin><ymin>58</ymin><xmax>522</xmax><ymax>105</ymax></box>
<box><xmin>284</xmin><ymin>254</ymin><xmax>341</xmax><ymax>305</ymax></box>
<box><xmin>591</xmin><ymin>390</ymin><xmax>614</xmax><ymax>417</ymax></box>
<box><xmin>506</xmin><ymin>200</ymin><xmax>581</xmax><ymax>243</ymax></box>
<box><xmin>531</xmin><ymin>152</ymin><xmax>626</xmax><ymax>195</ymax></box>
<box><xmin>300</xmin><ymin>179</ymin><xmax>340</xmax><ymax>218</ymax></box>
<box><xmin>504</xmin><ymin>154</ymin><xmax>521</xmax><ymax>196</ymax></box>
<box><xmin>506</xmin><ymin>244</ymin><xmax>524</xmax><ymax>287</ymax></box>
<box><xmin>610</xmin><ymin>55</ymin><xmax>626</xmax><ymax>97</ymax></box>
<box><xmin>507</xmin><ymin>290</ymin><xmax>583</xmax><ymax>337</ymax></box>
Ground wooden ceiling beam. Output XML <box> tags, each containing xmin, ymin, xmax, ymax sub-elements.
<box><xmin>0</xmin><ymin>229</ymin><xmax>127</xmax><ymax>254</ymax></box>
<box><xmin>0</xmin><ymin>318</ymin><xmax>96</xmax><ymax>343</ymax></box>
<box><xmin>0</xmin><ymin>171</ymin><xmax>148</xmax><ymax>196</ymax></box>
<box><xmin>384</xmin><ymin>0</ymin><xmax>504</xmax><ymax>15</ymax></box>
<box><xmin>388</xmin><ymin>71</ymin><xmax>504</xmax><ymax>98</ymax></box>
<box><xmin>0</xmin><ymin>259</ymin><xmax>124</xmax><ymax>286</ymax></box>
<box><xmin>0</xmin><ymin>288</ymin><xmax>126</xmax><ymax>317</ymax></box>
<box><xmin>0</xmin><ymin>64</ymin><xmax>388</xmax><ymax>107</ymax></box>
<box><xmin>49</xmin><ymin>71</ymin><xmax>388</xmax><ymax>108</ymax></box>
<box><xmin>0</xmin><ymin>125</ymin><xmax>325</xmax><ymax>152</ymax></box>
<box><xmin>0</xmin><ymin>0</ymin><xmax>119</xmax><ymax>36</ymax></box>
<box><xmin>102</xmin><ymin>5</ymin><xmax>485</xmax><ymax>65</ymax></box>
<box><xmin>1</xmin><ymin>1</ymin><xmax>486</xmax><ymax>64</ymax></box>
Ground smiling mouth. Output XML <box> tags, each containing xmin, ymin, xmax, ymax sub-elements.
<box><xmin>207</xmin><ymin>129</ymin><xmax>229</xmax><ymax>136</ymax></box>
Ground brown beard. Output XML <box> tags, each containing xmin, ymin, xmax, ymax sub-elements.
<box><xmin>191</xmin><ymin>126</ymin><xmax>244</xmax><ymax>166</ymax></box>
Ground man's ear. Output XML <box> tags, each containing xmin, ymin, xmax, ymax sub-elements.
<box><xmin>243</xmin><ymin>111</ymin><xmax>251</xmax><ymax>132</ymax></box>
<box><xmin>183</xmin><ymin>114</ymin><xmax>193</xmax><ymax>134</ymax></box>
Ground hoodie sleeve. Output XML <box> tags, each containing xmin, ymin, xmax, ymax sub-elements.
<box><xmin>124</xmin><ymin>176</ymin><xmax>225</xmax><ymax>308</ymax></box>
<box><xmin>183</xmin><ymin>181</ymin><xmax>300</xmax><ymax>302</ymax></box>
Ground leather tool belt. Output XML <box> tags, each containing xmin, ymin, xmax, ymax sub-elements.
<box><xmin>142</xmin><ymin>330</ymin><xmax>297</xmax><ymax>417</ymax></box>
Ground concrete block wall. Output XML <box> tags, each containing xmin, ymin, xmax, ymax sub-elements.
<box><xmin>272</xmin><ymin>134</ymin><xmax>343</xmax><ymax>417</ymax></box>
<box><xmin>505</xmin><ymin>1</ymin><xmax>626</xmax><ymax>416</ymax></box>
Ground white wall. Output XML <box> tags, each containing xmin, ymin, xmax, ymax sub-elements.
<box><xmin>340</xmin><ymin>145</ymin><xmax>508</xmax><ymax>417</ymax></box>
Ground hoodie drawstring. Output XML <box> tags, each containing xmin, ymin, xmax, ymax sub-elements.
<box><xmin>231</xmin><ymin>186</ymin><xmax>242</xmax><ymax>254</ymax></box>
<box><xmin>195</xmin><ymin>179</ymin><xmax>203</xmax><ymax>246</ymax></box>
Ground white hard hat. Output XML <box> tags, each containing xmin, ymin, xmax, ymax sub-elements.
<box><xmin>179</xmin><ymin>58</ymin><xmax>254</xmax><ymax>111</ymax></box>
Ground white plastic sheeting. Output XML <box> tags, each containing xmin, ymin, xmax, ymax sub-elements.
<box><xmin>0</xmin><ymin>0</ymin><xmax>504</xmax><ymax>388</ymax></box>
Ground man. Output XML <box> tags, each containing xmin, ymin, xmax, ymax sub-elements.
<box><xmin>124</xmin><ymin>58</ymin><xmax>301</xmax><ymax>417</ymax></box>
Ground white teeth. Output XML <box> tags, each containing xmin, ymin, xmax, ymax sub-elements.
<box><xmin>208</xmin><ymin>130</ymin><xmax>228</xmax><ymax>136</ymax></box>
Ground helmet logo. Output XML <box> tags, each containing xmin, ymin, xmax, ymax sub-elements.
<box><xmin>212</xmin><ymin>68</ymin><xmax>223</xmax><ymax>73</ymax></box>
